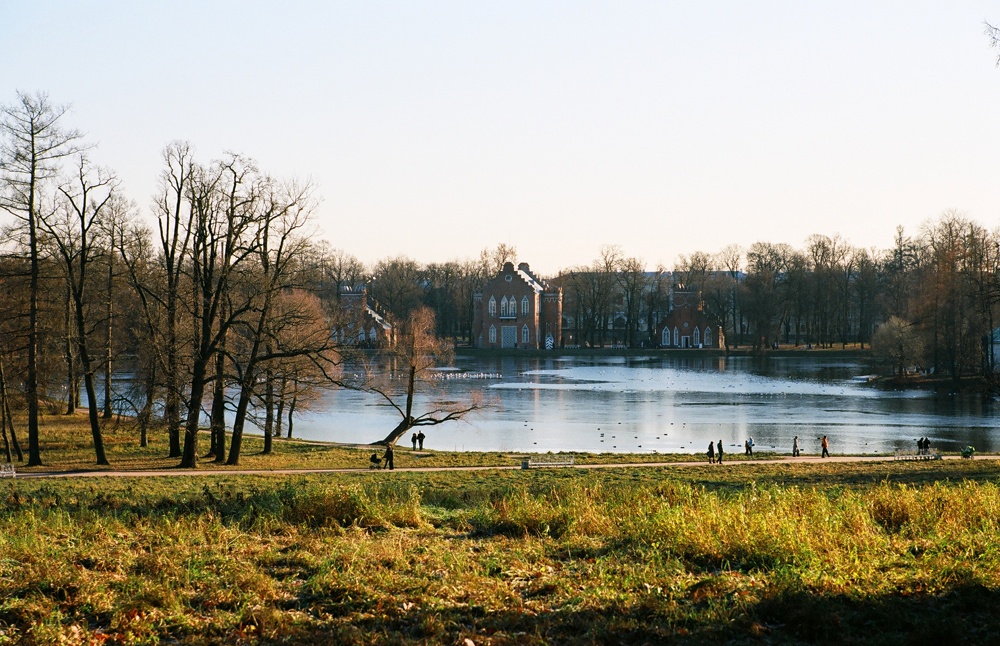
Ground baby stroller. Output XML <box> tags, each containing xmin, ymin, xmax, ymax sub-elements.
<box><xmin>369</xmin><ymin>452</ymin><xmax>382</xmax><ymax>469</ymax></box>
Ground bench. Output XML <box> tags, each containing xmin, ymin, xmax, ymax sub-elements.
<box><xmin>521</xmin><ymin>456</ymin><xmax>576</xmax><ymax>469</ymax></box>
<box><xmin>0</xmin><ymin>462</ymin><xmax>14</xmax><ymax>478</ymax></box>
<box><xmin>893</xmin><ymin>450</ymin><xmax>941</xmax><ymax>461</ymax></box>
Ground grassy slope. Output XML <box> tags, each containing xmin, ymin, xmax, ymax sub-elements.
<box><xmin>0</xmin><ymin>416</ymin><xmax>998</xmax><ymax>644</ymax></box>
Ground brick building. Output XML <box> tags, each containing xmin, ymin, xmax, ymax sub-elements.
<box><xmin>334</xmin><ymin>287</ymin><xmax>393</xmax><ymax>347</ymax></box>
<box><xmin>473</xmin><ymin>262</ymin><xmax>562</xmax><ymax>349</ymax></box>
<box><xmin>656</xmin><ymin>291</ymin><xmax>724</xmax><ymax>349</ymax></box>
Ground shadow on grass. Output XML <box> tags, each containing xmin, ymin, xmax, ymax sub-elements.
<box><xmin>269</xmin><ymin>582</ymin><xmax>1000</xmax><ymax>645</ymax></box>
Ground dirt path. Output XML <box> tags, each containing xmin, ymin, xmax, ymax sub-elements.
<box><xmin>4</xmin><ymin>453</ymin><xmax>985</xmax><ymax>479</ymax></box>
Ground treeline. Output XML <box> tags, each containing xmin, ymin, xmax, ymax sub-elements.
<box><xmin>2</xmin><ymin>91</ymin><xmax>999</xmax><ymax>467</ymax></box>
<box><xmin>553</xmin><ymin>216</ymin><xmax>1000</xmax><ymax>388</ymax></box>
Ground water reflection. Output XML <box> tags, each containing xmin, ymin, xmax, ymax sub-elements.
<box><xmin>290</xmin><ymin>354</ymin><xmax>999</xmax><ymax>454</ymax></box>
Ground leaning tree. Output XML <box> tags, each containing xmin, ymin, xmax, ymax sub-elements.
<box><xmin>344</xmin><ymin>306</ymin><xmax>484</xmax><ymax>447</ymax></box>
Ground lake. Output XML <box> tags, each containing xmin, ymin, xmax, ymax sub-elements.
<box><xmin>280</xmin><ymin>353</ymin><xmax>1000</xmax><ymax>455</ymax></box>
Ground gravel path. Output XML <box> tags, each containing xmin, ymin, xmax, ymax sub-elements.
<box><xmin>4</xmin><ymin>453</ymin><xmax>984</xmax><ymax>479</ymax></box>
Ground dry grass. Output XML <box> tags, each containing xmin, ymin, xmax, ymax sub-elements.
<box><xmin>2</xmin><ymin>460</ymin><xmax>1000</xmax><ymax>643</ymax></box>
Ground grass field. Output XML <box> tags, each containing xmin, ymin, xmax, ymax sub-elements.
<box><xmin>1</xmin><ymin>415</ymin><xmax>999</xmax><ymax>644</ymax></box>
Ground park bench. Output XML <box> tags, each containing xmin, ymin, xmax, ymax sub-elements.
<box><xmin>0</xmin><ymin>462</ymin><xmax>14</xmax><ymax>478</ymax></box>
<box><xmin>893</xmin><ymin>450</ymin><xmax>942</xmax><ymax>461</ymax></box>
<box><xmin>521</xmin><ymin>455</ymin><xmax>575</xmax><ymax>469</ymax></box>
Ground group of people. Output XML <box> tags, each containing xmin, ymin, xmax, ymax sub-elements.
<box><xmin>370</xmin><ymin>443</ymin><xmax>395</xmax><ymax>470</ymax></box>
<box><xmin>411</xmin><ymin>431</ymin><xmax>426</xmax><ymax>450</ymax></box>
<box><xmin>708</xmin><ymin>434</ymin><xmax>830</xmax><ymax>462</ymax></box>
<box><xmin>917</xmin><ymin>437</ymin><xmax>932</xmax><ymax>455</ymax></box>
<box><xmin>707</xmin><ymin>440</ymin><xmax>724</xmax><ymax>463</ymax></box>
<box><xmin>368</xmin><ymin>431</ymin><xmax>429</xmax><ymax>471</ymax></box>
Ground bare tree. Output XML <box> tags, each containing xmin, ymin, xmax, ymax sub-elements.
<box><xmin>178</xmin><ymin>154</ymin><xmax>262</xmax><ymax>468</ymax></box>
<box><xmin>225</xmin><ymin>180</ymin><xmax>320</xmax><ymax>465</ymax></box>
<box><xmin>42</xmin><ymin>154</ymin><xmax>119</xmax><ymax>464</ymax></box>
<box><xmin>986</xmin><ymin>21</ymin><xmax>1000</xmax><ymax>65</ymax></box>
<box><xmin>119</xmin><ymin>142</ymin><xmax>196</xmax><ymax>457</ymax></box>
<box><xmin>344</xmin><ymin>307</ymin><xmax>483</xmax><ymax>447</ymax></box>
<box><xmin>615</xmin><ymin>255</ymin><xmax>646</xmax><ymax>348</ymax></box>
<box><xmin>0</xmin><ymin>92</ymin><xmax>84</xmax><ymax>466</ymax></box>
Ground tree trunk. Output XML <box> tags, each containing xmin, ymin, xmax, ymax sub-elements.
<box><xmin>0</xmin><ymin>356</ymin><xmax>23</xmax><ymax>462</ymax></box>
<box><xmin>225</xmin><ymin>378</ymin><xmax>255</xmax><ymax>465</ymax></box>
<box><xmin>0</xmin><ymin>407</ymin><xmax>10</xmax><ymax>464</ymax></box>
<box><xmin>262</xmin><ymin>376</ymin><xmax>274</xmax><ymax>454</ymax></box>
<box><xmin>376</xmin><ymin>364</ymin><xmax>417</xmax><ymax>446</ymax></box>
<box><xmin>26</xmin><ymin>196</ymin><xmax>42</xmax><ymax>466</ymax></box>
<box><xmin>286</xmin><ymin>394</ymin><xmax>296</xmax><ymax>440</ymax></box>
<box><xmin>82</xmin><ymin>369</ymin><xmax>109</xmax><ymax>465</ymax></box>
<box><xmin>165</xmin><ymin>297</ymin><xmax>181</xmax><ymax>458</ymax></box>
<box><xmin>275</xmin><ymin>379</ymin><xmax>286</xmax><ymax>439</ymax></box>
<box><xmin>64</xmin><ymin>284</ymin><xmax>76</xmax><ymax>414</ymax></box>
<box><xmin>210</xmin><ymin>334</ymin><xmax>227</xmax><ymax>463</ymax></box>
<box><xmin>138</xmin><ymin>367</ymin><xmax>154</xmax><ymax>448</ymax></box>
<box><xmin>180</xmin><ymin>358</ymin><xmax>208</xmax><ymax>468</ymax></box>
<box><xmin>102</xmin><ymin>256</ymin><xmax>114</xmax><ymax>419</ymax></box>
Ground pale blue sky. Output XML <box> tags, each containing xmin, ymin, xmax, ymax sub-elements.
<box><xmin>3</xmin><ymin>2</ymin><xmax>999</xmax><ymax>274</ymax></box>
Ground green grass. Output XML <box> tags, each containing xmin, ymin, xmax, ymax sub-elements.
<box><xmin>7</xmin><ymin>411</ymin><xmax>762</xmax><ymax>473</ymax></box>
<box><xmin>2</xmin><ymin>460</ymin><xmax>1000</xmax><ymax>643</ymax></box>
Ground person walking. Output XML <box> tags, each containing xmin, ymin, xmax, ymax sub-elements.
<box><xmin>747</xmin><ymin>436</ymin><xmax>754</xmax><ymax>457</ymax></box>
<box><xmin>821</xmin><ymin>435</ymin><xmax>829</xmax><ymax>458</ymax></box>
<box><xmin>716</xmin><ymin>440</ymin><xmax>724</xmax><ymax>464</ymax></box>
<box><xmin>383</xmin><ymin>443</ymin><xmax>395</xmax><ymax>470</ymax></box>
<box><xmin>417</xmin><ymin>431</ymin><xmax>425</xmax><ymax>450</ymax></box>
<box><xmin>793</xmin><ymin>435</ymin><xmax>800</xmax><ymax>457</ymax></box>
<box><xmin>707</xmin><ymin>441</ymin><xmax>715</xmax><ymax>464</ymax></box>
<box><xmin>411</xmin><ymin>433</ymin><xmax>418</xmax><ymax>450</ymax></box>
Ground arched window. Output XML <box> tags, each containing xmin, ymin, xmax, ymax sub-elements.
<box><xmin>370</xmin><ymin>326</ymin><xmax>377</xmax><ymax>341</ymax></box>
<box><xmin>704</xmin><ymin>327</ymin><xmax>712</xmax><ymax>346</ymax></box>
<box><xmin>693</xmin><ymin>327</ymin><xmax>700</xmax><ymax>346</ymax></box>
<box><xmin>358</xmin><ymin>328</ymin><xmax>366</xmax><ymax>343</ymax></box>
<box><xmin>522</xmin><ymin>325</ymin><xmax>530</xmax><ymax>344</ymax></box>
<box><xmin>488</xmin><ymin>296</ymin><xmax>496</xmax><ymax>317</ymax></box>
<box><xmin>661</xmin><ymin>328</ymin><xmax>670</xmax><ymax>347</ymax></box>
<box><xmin>500</xmin><ymin>296</ymin><xmax>508</xmax><ymax>317</ymax></box>
<box><xmin>489</xmin><ymin>325</ymin><xmax>496</xmax><ymax>343</ymax></box>
<box><xmin>673</xmin><ymin>327</ymin><xmax>680</xmax><ymax>346</ymax></box>
<box><xmin>522</xmin><ymin>296</ymin><xmax>530</xmax><ymax>316</ymax></box>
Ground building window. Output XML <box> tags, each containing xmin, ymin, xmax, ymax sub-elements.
<box><xmin>662</xmin><ymin>328</ymin><xmax>670</xmax><ymax>347</ymax></box>
<box><xmin>488</xmin><ymin>296</ymin><xmax>496</xmax><ymax>317</ymax></box>
<box><xmin>522</xmin><ymin>325</ymin><xmax>529</xmax><ymax>344</ymax></box>
<box><xmin>500</xmin><ymin>296</ymin><xmax>508</xmax><ymax>317</ymax></box>
<box><xmin>673</xmin><ymin>327</ymin><xmax>680</xmax><ymax>346</ymax></box>
<box><xmin>489</xmin><ymin>325</ymin><xmax>496</xmax><ymax>343</ymax></box>
<box><xmin>522</xmin><ymin>296</ymin><xmax>529</xmax><ymax>316</ymax></box>
<box><xmin>693</xmin><ymin>327</ymin><xmax>700</xmax><ymax>346</ymax></box>
<box><xmin>704</xmin><ymin>328</ymin><xmax>712</xmax><ymax>346</ymax></box>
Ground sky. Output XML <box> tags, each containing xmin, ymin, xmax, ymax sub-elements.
<box><xmin>3</xmin><ymin>1</ymin><xmax>1000</xmax><ymax>276</ymax></box>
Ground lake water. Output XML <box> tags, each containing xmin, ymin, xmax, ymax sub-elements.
<box><xmin>285</xmin><ymin>354</ymin><xmax>1000</xmax><ymax>455</ymax></box>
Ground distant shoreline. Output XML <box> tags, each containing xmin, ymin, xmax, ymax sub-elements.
<box><xmin>457</xmin><ymin>346</ymin><xmax>870</xmax><ymax>359</ymax></box>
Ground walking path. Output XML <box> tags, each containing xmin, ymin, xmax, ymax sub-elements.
<box><xmin>7</xmin><ymin>453</ymin><xmax>988</xmax><ymax>479</ymax></box>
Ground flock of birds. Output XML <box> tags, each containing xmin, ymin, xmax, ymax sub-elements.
<box><xmin>429</xmin><ymin>371</ymin><xmax>503</xmax><ymax>381</ymax></box>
